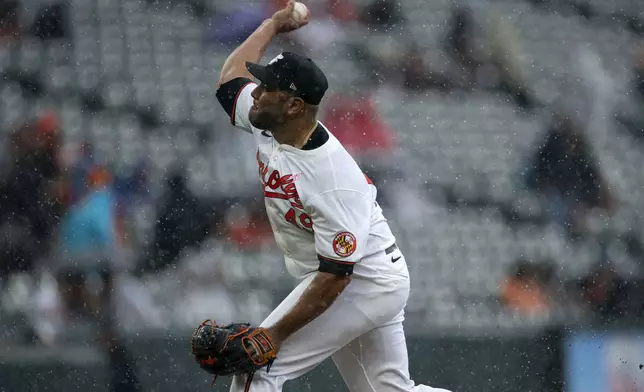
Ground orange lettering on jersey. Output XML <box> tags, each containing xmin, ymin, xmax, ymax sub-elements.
<box><xmin>299</xmin><ymin>213</ymin><xmax>313</xmax><ymax>229</ymax></box>
<box><xmin>267</xmin><ymin>170</ymin><xmax>281</xmax><ymax>189</ymax></box>
<box><xmin>279</xmin><ymin>174</ymin><xmax>304</xmax><ymax>209</ymax></box>
<box><xmin>264</xmin><ymin>191</ymin><xmax>290</xmax><ymax>200</ymax></box>
<box><xmin>256</xmin><ymin>153</ymin><xmax>311</xmax><ymax>232</ymax></box>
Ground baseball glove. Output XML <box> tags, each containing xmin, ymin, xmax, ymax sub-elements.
<box><xmin>191</xmin><ymin>319</ymin><xmax>277</xmax><ymax>382</ymax></box>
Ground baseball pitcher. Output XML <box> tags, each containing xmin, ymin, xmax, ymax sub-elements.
<box><xmin>190</xmin><ymin>2</ymin><xmax>453</xmax><ymax>392</ymax></box>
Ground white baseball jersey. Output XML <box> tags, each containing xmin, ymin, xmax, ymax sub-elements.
<box><xmin>216</xmin><ymin>78</ymin><xmax>400</xmax><ymax>280</ymax></box>
<box><xmin>217</xmin><ymin>76</ymin><xmax>452</xmax><ymax>392</ymax></box>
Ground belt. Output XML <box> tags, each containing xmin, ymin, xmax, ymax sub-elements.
<box><xmin>385</xmin><ymin>243</ymin><xmax>398</xmax><ymax>255</ymax></box>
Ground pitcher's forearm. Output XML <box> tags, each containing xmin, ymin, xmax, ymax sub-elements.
<box><xmin>217</xmin><ymin>19</ymin><xmax>278</xmax><ymax>87</ymax></box>
<box><xmin>268</xmin><ymin>272</ymin><xmax>351</xmax><ymax>341</ymax></box>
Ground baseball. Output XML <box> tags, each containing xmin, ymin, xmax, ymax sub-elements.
<box><xmin>292</xmin><ymin>2</ymin><xmax>309</xmax><ymax>22</ymax></box>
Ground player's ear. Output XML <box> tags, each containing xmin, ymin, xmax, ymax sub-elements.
<box><xmin>285</xmin><ymin>96</ymin><xmax>305</xmax><ymax>116</ymax></box>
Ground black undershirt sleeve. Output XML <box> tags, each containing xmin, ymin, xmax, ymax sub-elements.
<box><xmin>216</xmin><ymin>77</ymin><xmax>254</xmax><ymax>122</ymax></box>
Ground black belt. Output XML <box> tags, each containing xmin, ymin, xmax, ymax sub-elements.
<box><xmin>385</xmin><ymin>243</ymin><xmax>398</xmax><ymax>255</ymax></box>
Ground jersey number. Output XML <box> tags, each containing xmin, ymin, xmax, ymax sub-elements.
<box><xmin>285</xmin><ymin>208</ymin><xmax>312</xmax><ymax>230</ymax></box>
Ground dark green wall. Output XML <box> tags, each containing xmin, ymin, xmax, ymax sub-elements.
<box><xmin>0</xmin><ymin>331</ymin><xmax>562</xmax><ymax>392</ymax></box>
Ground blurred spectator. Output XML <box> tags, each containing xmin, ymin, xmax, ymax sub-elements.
<box><xmin>442</xmin><ymin>6</ymin><xmax>538</xmax><ymax>109</ymax></box>
<box><xmin>207</xmin><ymin>3</ymin><xmax>270</xmax><ymax>46</ymax></box>
<box><xmin>0</xmin><ymin>119</ymin><xmax>63</xmax><ymax>283</ymax></box>
<box><xmin>344</xmin><ymin>0</ymin><xmax>411</xmax><ymax>85</ymax></box>
<box><xmin>321</xmin><ymin>92</ymin><xmax>395</xmax><ymax>155</ymax></box>
<box><xmin>222</xmin><ymin>198</ymin><xmax>273</xmax><ymax>250</ymax></box>
<box><xmin>617</xmin><ymin>44</ymin><xmax>644</xmax><ymax>141</ymax></box>
<box><xmin>350</xmin><ymin>33</ymin><xmax>407</xmax><ymax>85</ymax></box>
<box><xmin>501</xmin><ymin>259</ymin><xmax>554</xmax><ymax>316</ymax></box>
<box><xmin>30</xmin><ymin>2</ymin><xmax>68</xmax><ymax>40</ymax></box>
<box><xmin>138</xmin><ymin>170</ymin><xmax>210</xmax><ymax>275</ymax></box>
<box><xmin>55</xmin><ymin>165</ymin><xmax>121</xmax><ymax>320</ymax></box>
<box><xmin>524</xmin><ymin>114</ymin><xmax>616</xmax><ymax>234</ymax></box>
<box><xmin>358</xmin><ymin>0</ymin><xmax>404</xmax><ymax>32</ymax></box>
<box><xmin>113</xmin><ymin>161</ymin><xmax>151</xmax><ymax>215</ymax></box>
<box><xmin>327</xmin><ymin>0</ymin><xmax>358</xmax><ymax>23</ymax></box>
<box><xmin>52</xmin><ymin>159</ymin><xmax>144</xmax><ymax>391</ymax></box>
<box><xmin>485</xmin><ymin>11</ymin><xmax>538</xmax><ymax>110</ymax></box>
<box><xmin>575</xmin><ymin>261</ymin><xmax>633</xmax><ymax>321</ymax></box>
<box><xmin>0</xmin><ymin>0</ymin><xmax>20</xmax><ymax>42</ymax></box>
<box><xmin>633</xmin><ymin>46</ymin><xmax>644</xmax><ymax>102</ymax></box>
<box><xmin>401</xmin><ymin>44</ymin><xmax>452</xmax><ymax>93</ymax></box>
<box><xmin>115</xmin><ymin>163</ymin><xmax>148</xmax><ymax>198</ymax></box>
<box><xmin>443</xmin><ymin>6</ymin><xmax>482</xmax><ymax>87</ymax></box>
<box><xmin>65</xmin><ymin>142</ymin><xmax>100</xmax><ymax>206</ymax></box>
<box><xmin>352</xmin><ymin>37</ymin><xmax>452</xmax><ymax>93</ymax></box>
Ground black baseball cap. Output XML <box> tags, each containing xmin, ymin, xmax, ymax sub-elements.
<box><xmin>246</xmin><ymin>52</ymin><xmax>328</xmax><ymax>105</ymax></box>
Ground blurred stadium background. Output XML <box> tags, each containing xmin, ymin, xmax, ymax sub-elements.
<box><xmin>1</xmin><ymin>0</ymin><xmax>644</xmax><ymax>391</ymax></box>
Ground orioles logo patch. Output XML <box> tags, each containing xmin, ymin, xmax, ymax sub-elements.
<box><xmin>333</xmin><ymin>232</ymin><xmax>357</xmax><ymax>257</ymax></box>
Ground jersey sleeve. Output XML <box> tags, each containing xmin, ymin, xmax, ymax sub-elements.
<box><xmin>308</xmin><ymin>190</ymin><xmax>371</xmax><ymax>276</ymax></box>
<box><xmin>215</xmin><ymin>77</ymin><xmax>257</xmax><ymax>133</ymax></box>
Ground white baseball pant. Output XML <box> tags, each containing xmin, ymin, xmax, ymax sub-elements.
<box><xmin>229</xmin><ymin>256</ymin><xmax>452</xmax><ymax>392</ymax></box>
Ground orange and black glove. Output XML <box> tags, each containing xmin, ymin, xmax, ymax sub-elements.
<box><xmin>191</xmin><ymin>320</ymin><xmax>277</xmax><ymax>383</ymax></box>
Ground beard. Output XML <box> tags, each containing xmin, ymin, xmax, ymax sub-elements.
<box><xmin>248</xmin><ymin>108</ymin><xmax>285</xmax><ymax>130</ymax></box>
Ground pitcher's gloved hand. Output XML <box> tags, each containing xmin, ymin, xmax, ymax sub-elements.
<box><xmin>191</xmin><ymin>320</ymin><xmax>278</xmax><ymax>382</ymax></box>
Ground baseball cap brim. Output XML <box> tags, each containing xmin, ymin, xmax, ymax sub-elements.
<box><xmin>246</xmin><ymin>62</ymin><xmax>276</xmax><ymax>88</ymax></box>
